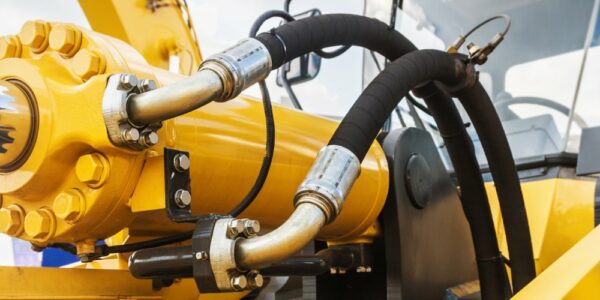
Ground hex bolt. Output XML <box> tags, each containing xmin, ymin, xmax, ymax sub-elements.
<box><xmin>49</xmin><ymin>24</ymin><xmax>81</xmax><ymax>57</ymax></box>
<box><xmin>122</xmin><ymin>127</ymin><xmax>140</xmax><ymax>143</ymax></box>
<box><xmin>19</xmin><ymin>20</ymin><xmax>50</xmax><ymax>52</ymax></box>
<box><xmin>246</xmin><ymin>270</ymin><xmax>264</xmax><ymax>289</ymax></box>
<box><xmin>173</xmin><ymin>153</ymin><xmax>190</xmax><ymax>172</ymax></box>
<box><xmin>75</xmin><ymin>153</ymin><xmax>108</xmax><ymax>187</ymax></box>
<box><xmin>138</xmin><ymin>79</ymin><xmax>157</xmax><ymax>93</ymax></box>
<box><xmin>72</xmin><ymin>49</ymin><xmax>105</xmax><ymax>81</ymax></box>
<box><xmin>230</xmin><ymin>274</ymin><xmax>248</xmax><ymax>291</ymax></box>
<box><xmin>227</xmin><ymin>219</ymin><xmax>245</xmax><ymax>238</ymax></box>
<box><xmin>119</xmin><ymin>74</ymin><xmax>139</xmax><ymax>91</ymax></box>
<box><xmin>195</xmin><ymin>251</ymin><xmax>208</xmax><ymax>261</ymax></box>
<box><xmin>140</xmin><ymin>131</ymin><xmax>159</xmax><ymax>147</ymax></box>
<box><xmin>24</xmin><ymin>209</ymin><xmax>55</xmax><ymax>240</ymax></box>
<box><xmin>0</xmin><ymin>36</ymin><xmax>22</xmax><ymax>60</ymax></box>
<box><xmin>53</xmin><ymin>189</ymin><xmax>85</xmax><ymax>222</ymax></box>
<box><xmin>0</xmin><ymin>205</ymin><xmax>24</xmax><ymax>236</ymax></box>
<box><xmin>243</xmin><ymin>219</ymin><xmax>260</xmax><ymax>237</ymax></box>
<box><xmin>174</xmin><ymin>189</ymin><xmax>192</xmax><ymax>208</ymax></box>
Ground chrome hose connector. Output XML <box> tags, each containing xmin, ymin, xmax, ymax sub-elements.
<box><xmin>200</xmin><ymin>38</ymin><xmax>272</xmax><ymax>100</ymax></box>
<box><xmin>294</xmin><ymin>145</ymin><xmax>361</xmax><ymax>222</ymax></box>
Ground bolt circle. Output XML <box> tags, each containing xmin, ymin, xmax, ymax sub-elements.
<box><xmin>19</xmin><ymin>20</ymin><xmax>50</xmax><ymax>52</ymax></box>
<box><xmin>0</xmin><ymin>36</ymin><xmax>22</xmax><ymax>59</ymax></box>
<box><xmin>24</xmin><ymin>208</ymin><xmax>55</xmax><ymax>241</ymax></box>
<box><xmin>53</xmin><ymin>189</ymin><xmax>85</xmax><ymax>223</ymax></box>
<box><xmin>174</xmin><ymin>189</ymin><xmax>192</xmax><ymax>208</ymax></box>
<box><xmin>72</xmin><ymin>49</ymin><xmax>105</xmax><ymax>81</ymax></box>
<box><xmin>49</xmin><ymin>24</ymin><xmax>81</xmax><ymax>57</ymax></box>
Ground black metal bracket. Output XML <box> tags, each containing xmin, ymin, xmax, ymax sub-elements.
<box><xmin>164</xmin><ymin>148</ymin><xmax>198</xmax><ymax>223</ymax></box>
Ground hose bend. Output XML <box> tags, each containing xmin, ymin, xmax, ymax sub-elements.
<box><xmin>235</xmin><ymin>202</ymin><xmax>327</xmax><ymax>270</ymax></box>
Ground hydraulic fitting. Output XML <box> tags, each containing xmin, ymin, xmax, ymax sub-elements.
<box><xmin>294</xmin><ymin>145</ymin><xmax>361</xmax><ymax>222</ymax></box>
<box><xmin>125</xmin><ymin>38</ymin><xmax>271</xmax><ymax>125</ymax></box>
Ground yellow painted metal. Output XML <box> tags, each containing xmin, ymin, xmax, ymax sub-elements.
<box><xmin>0</xmin><ymin>21</ymin><xmax>388</xmax><ymax>247</ymax></box>
<box><xmin>486</xmin><ymin>178</ymin><xmax>596</xmax><ymax>274</ymax></box>
<box><xmin>513</xmin><ymin>225</ymin><xmax>600</xmax><ymax>299</ymax></box>
<box><xmin>0</xmin><ymin>265</ymin><xmax>248</xmax><ymax>299</ymax></box>
<box><xmin>79</xmin><ymin>0</ymin><xmax>202</xmax><ymax>75</ymax></box>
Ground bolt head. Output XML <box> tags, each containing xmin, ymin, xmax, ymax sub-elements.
<box><xmin>246</xmin><ymin>271</ymin><xmax>264</xmax><ymax>289</ymax></box>
<box><xmin>0</xmin><ymin>205</ymin><xmax>24</xmax><ymax>236</ymax></box>
<box><xmin>142</xmin><ymin>131</ymin><xmax>159</xmax><ymax>147</ymax></box>
<box><xmin>119</xmin><ymin>74</ymin><xmax>139</xmax><ymax>91</ymax></box>
<box><xmin>138</xmin><ymin>79</ymin><xmax>157</xmax><ymax>93</ymax></box>
<box><xmin>122</xmin><ymin>127</ymin><xmax>140</xmax><ymax>143</ymax></box>
<box><xmin>75</xmin><ymin>153</ymin><xmax>106</xmax><ymax>186</ymax></box>
<box><xmin>19</xmin><ymin>20</ymin><xmax>49</xmax><ymax>52</ymax></box>
<box><xmin>243</xmin><ymin>219</ymin><xmax>260</xmax><ymax>237</ymax></box>
<box><xmin>0</xmin><ymin>36</ymin><xmax>21</xmax><ymax>59</ymax></box>
<box><xmin>49</xmin><ymin>24</ymin><xmax>80</xmax><ymax>57</ymax></box>
<box><xmin>173</xmin><ymin>153</ymin><xmax>190</xmax><ymax>172</ymax></box>
<box><xmin>195</xmin><ymin>251</ymin><xmax>208</xmax><ymax>260</ymax></box>
<box><xmin>24</xmin><ymin>209</ymin><xmax>54</xmax><ymax>240</ymax></box>
<box><xmin>227</xmin><ymin>219</ymin><xmax>246</xmax><ymax>238</ymax></box>
<box><xmin>174</xmin><ymin>189</ymin><xmax>192</xmax><ymax>208</ymax></box>
<box><xmin>230</xmin><ymin>274</ymin><xmax>248</xmax><ymax>291</ymax></box>
<box><xmin>72</xmin><ymin>49</ymin><xmax>105</xmax><ymax>81</ymax></box>
<box><xmin>53</xmin><ymin>190</ymin><xmax>84</xmax><ymax>222</ymax></box>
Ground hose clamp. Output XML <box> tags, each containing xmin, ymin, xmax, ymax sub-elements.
<box><xmin>200</xmin><ymin>38</ymin><xmax>272</xmax><ymax>100</ymax></box>
<box><xmin>294</xmin><ymin>145</ymin><xmax>361</xmax><ymax>222</ymax></box>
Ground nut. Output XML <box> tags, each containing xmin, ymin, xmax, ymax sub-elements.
<box><xmin>119</xmin><ymin>74</ymin><xmax>138</xmax><ymax>91</ymax></box>
<box><xmin>72</xmin><ymin>49</ymin><xmax>105</xmax><ymax>81</ymax></box>
<box><xmin>122</xmin><ymin>127</ymin><xmax>140</xmax><ymax>143</ymax></box>
<box><xmin>0</xmin><ymin>36</ymin><xmax>22</xmax><ymax>59</ymax></box>
<box><xmin>49</xmin><ymin>24</ymin><xmax>81</xmax><ymax>57</ymax></box>
<box><xmin>174</xmin><ymin>189</ymin><xmax>192</xmax><ymax>208</ymax></box>
<box><xmin>227</xmin><ymin>219</ymin><xmax>245</xmax><ymax>238</ymax></box>
<box><xmin>195</xmin><ymin>251</ymin><xmax>208</xmax><ymax>260</ymax></box>
<box><xmin>230</xmin><ymin>274</ymin><xmax>248</xmax><ymax>291</ymax></box>
<box><xmin>0</xmin><ymin>205</ymin><xmax>24</xmax><ymax>236</ymax></box>
<box><xmin>75</xmin><ymin>153</ymin><xmax>107</xmax><ymax>187</ymax></box>
<box><xmin>243</xmin><ymin>219</ymin><xmax>260</xmax><ymax>237</ymax></box>
<box><xmin>24</xmin><ymin>209</ymin><xmax>55</xmax><ymax>240</ymax></box>
<box><xmin>246</xmin><ymin>270</ymin><xmax>264</xmax><ymax>289</ymax></box>
<box><xmin>173</xmin><ymin>153</ymin><xmax>190</xmax><ymax>172</ymax></box>
<box><xmin>138</xmin><ymin>79</ymin><xmax>157</xmax><ymax>93</ymax></box>
<box><xmin>53</xmin><ymin>190</ymin><xmax>85</xmax><ymax>222</ymax></box>
<box><xmin>141</xmin><ymin>131</ymin><xmax>159</xmax><ymax>147</ymax></box>
<box><xmin>19</xmin><ymin>20</ymin><xmax>50</xmax><ymax>52</ymax></box>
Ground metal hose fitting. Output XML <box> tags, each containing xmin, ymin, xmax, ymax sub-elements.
<box><xmin>232</xmin><ymin>145</ymin><xmax>361</xmax><ymax>270</ymax></box>
<box><xmin>125</xmin><ymin>38</ymin><xmax>271</xmax><ymax>125</ymax></box>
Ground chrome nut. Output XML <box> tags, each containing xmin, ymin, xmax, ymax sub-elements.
<box><xmin>242</xmin><ymin>219</ymin><xmax>260</xmax><ymax>237</ymax></box>
<box><xmin>227</xmin><ymin>219</ymin><xmax>245</xmax><ymax>238</ymax></box>
<box><xmin>140</xmin><ymin>131</ymin><xmax>159</xmax><ymax>147</ymax></box>
<box><xmin>230</xmin><ymin>274</ymin><xmax>248</xmax><ymax>291</ymax></box>
<box><xmin>121</xmin><ymin>127</ymin><xmax>140</xmax><ymax>143</ymax></box>
<box><xmin>174</xmin><ymin>189</ymin><xmax>192</xmax><ymax>208</ymax></box>
<box><xmin>118</xmin><ymin>74</ymin><xmax>138</xmax><ymax>91</ymax></box>
<box><xmin>173</xmin><ymin>153</ymin><xmax>190</xmax><ymax>172</ymax></box>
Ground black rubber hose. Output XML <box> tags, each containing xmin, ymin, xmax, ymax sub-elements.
<box><xmin>415</xmin><ymin>82</ymin><xmax>511</xmax><ymax>299</ymax></box>
<box><xmin>455</xmin><ymin>82</ymin><xmax>536</xmax><ymax>292</ymax></box>
<box><xmin>255</xmin><ymin>14</ymin><xmax>417</xmax><ymax>69</ymax></box>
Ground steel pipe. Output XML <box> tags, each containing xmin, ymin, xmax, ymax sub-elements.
<box><xmin>235</xmin><ymin>202</ymin><xmax>327</xmax><ymax>270</ymax></box>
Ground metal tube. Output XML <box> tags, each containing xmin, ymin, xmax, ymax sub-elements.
<box><xmin>127</xmin><ymin>68</ymin><xmax>225</xmax><ymax>125</ymax></box>
<box><xmin>235</xmin><ymin>202</ymin><xmax>327</xmax><ymax>270</ymax></box>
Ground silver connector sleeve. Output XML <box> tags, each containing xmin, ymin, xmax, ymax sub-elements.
<box><xmin>294</xmin><ymin>145</ymin><xmax>361</xmax><ymax>222</ymax></box>
<box><xmin>126</xmin><ymin>38</ymin><xmax>271</xmax><ymax>125</ymax></box>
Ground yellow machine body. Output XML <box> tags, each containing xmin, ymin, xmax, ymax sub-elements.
<box><xmin>0</xmin><ymin>21</ymin><xmax>389</xmax><ymax>248</ymax></box>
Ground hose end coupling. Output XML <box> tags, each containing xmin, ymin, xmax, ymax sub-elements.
<box><xmin>294</xmin><ymin>145</ymin><xmax>361</xmax><ymax>223</ymax></box>
<box><xmin>200</xmin><ymin>38</ymin><xmax>272</xmax><ymax>101</ymax></box>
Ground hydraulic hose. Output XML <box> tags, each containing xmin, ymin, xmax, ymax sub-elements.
<box><xmin>455</xmin><ymin>82</ymin><xmax>536</xmax><ymax>292</ymax></box>
<box><xmin>415</xmin><ymin>82</ymin><xmax>510</xmax><ymax>298</ymax></box>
